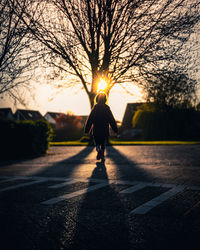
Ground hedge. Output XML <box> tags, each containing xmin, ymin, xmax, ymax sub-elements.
<box><xmin>0</xmin><ymin>119</ymin><xmax>53</xmax><ymax>159</ymax></box>
<box><xmin>53</xmin><ymin>127</ymin><xmax>84</xmax><ymax>142</ymax></box>
<box><xmin>132</xmin><ymin>110</ymin><xmax>200</xmax><ymax>140</ymax></box>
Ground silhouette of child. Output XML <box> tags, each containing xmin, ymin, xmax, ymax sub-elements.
<box><xmin>85</xmin><ymin>92</ymin><xmax>118</xmax><ymax>160</ymax></box>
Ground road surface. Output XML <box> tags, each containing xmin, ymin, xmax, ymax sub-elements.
<box><xmin>0</xmin><ymin>145</ymin><xmax>200</xmax><ymax>250</ymax></box>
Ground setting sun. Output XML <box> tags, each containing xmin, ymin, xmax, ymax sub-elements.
<box><xmin>97</xmin><ymin>78</ymin><xmax>108</xmax><ymax>92</ymax></box>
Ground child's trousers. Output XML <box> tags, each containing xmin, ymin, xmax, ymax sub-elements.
<box><xmin>93</xmin><ymin>136</ymin><xmax>106</xmax><ymax>150</ymax></box>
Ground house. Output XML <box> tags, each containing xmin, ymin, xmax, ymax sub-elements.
<box><xmin>44</xmin><ymin>112</ymin><xmax>64</xmax><ymax>127</ymax></box>
<box><xmin>121</xmin><ymin>103</ymin><xmax>144</xmax><ymax>130</ymax></box>
<box><xmin>109</xmin><ymin>120</ymin><xmax>122</xmax><ymax>137</ymax></box>
<box><xmin>120</xmin><ymin>103</ymin><xmax>144</xmax><ymax>139</ymax></box>
<box><xmin>45</xmin><ymin>112</ymin><xmax>88</xmax><ymax>129</ymax></box>
<box><xmin>14</xmin><ymin>109</ymin><xmax>44</xmax><ymax>121</ymax></box>
<box><xmin>0</xmin><ymin>108</ymin><xmax>13</xmax><ymax>120</ymax></box>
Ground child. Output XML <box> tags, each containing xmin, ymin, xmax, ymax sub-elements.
<box><xmin>85</xmin><ymin>92</ymin><xmax>118</xmax><ymax>160</ymax></box>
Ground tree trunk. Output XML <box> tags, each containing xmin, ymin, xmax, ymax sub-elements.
<box><xmin>88</xmin><ymin>69</ymin><xmax>111</xmax><ymax>109</ymax></box>
<box><xmin>88</xmin><ymin>92</ymin><xmax>96</xmax><ymax>109</ymax></box>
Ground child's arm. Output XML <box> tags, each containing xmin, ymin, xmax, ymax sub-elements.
<box><xmin>84</xmin><ymin>109</ymin><xmax>95</xmax><ymax>134</ymax></box>
<box><xmin>107</xmin><ymin>107</ymin><xmax>118</xmax><ymax>134</ymax></box>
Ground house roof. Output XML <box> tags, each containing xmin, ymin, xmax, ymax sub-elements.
<box><xmin>44</xmin><ymin>112</ymin><xmax>64</xmax><ymax>120</ymax></box>
<box><xmin>15</xmin><ymin>109</ymin><xmax>43</xmax><ymax>120</ymax></box>
<box><xmin>0</xmin><ymin>108</ymin><xmax>13</xmax><ymax>119</ymax></box>
<box><xmin>121</xmin><ymin>103</ymin><xmax>144</xmax><ymax>129</ymax></box>
<box><xmin>45</xmin><ymin>112</ymin><xmax>88</xmax><ymax>122</ymax></box>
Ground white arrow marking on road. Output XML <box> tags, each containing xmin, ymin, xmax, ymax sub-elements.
<box><xmin>130</xmin><ymin>186</ymin><xmax>184</xmax><ymax>215</ymax></box>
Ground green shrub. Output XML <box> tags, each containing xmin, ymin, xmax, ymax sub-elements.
<box><xmin>79</xmin><ymin>135</ymin><xmax>95</xmax><ymax>145</ymax></box>
<box><xmin>53</xmin><ymin>127</ymin><xmax>84</xmax><ymax>141</ymax></box>
<box><xmin>0</xmin><ymin>119</ymin><xmax>53</xmax><ymax>159</ymax></box>
<box><xmin>132</xmin><ymin>110</ymin><xmax>200</xmax><ymax>140</ymax></box>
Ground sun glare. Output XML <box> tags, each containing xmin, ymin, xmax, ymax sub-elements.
<box><xmin>97</xmin><ymin>78</ymin><xmax>108</xmax><ymax>92</ymax></box>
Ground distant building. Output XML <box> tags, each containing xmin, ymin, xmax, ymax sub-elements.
<box><xmin>109</xmin><ymin>120</ymin><xmax>122</xmax><ymax>137</ymax></box>
<box><xmin>0</xmin><ymin>108</ymin><xmax>13</xmax><ymax>120</ymax></box>
<box><xmin>14</xmin><ymin>109</ymin><xmax>44</xmax><ymax>121</ymax></box>
<box><xmin>121</xmin><ymin>103</ymin><xmax>144</xmax><ymax>130</ymax></box>
<box><xmin>44</xmin><ymin>112</ymin><xmax>64</xmax><ymax>127</ymax></box>
<box><xmin>120</xmin><ymin>103</ymin><xmax>144</xmax><ymax>139</ymax></box>
<box><xmin>45</xmin><ymin>112</ymin><xmax>88</xmax><ymax>129</ymax></box>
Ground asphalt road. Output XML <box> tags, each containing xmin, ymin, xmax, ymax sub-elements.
<box><xmin>0</xmin><ymin>145</ymin><xmax>200</xmax><ymax>250</ymax></box>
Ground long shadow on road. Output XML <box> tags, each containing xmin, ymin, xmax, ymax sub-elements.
<box><xmin>68</xmin><ymin>159</ymin><xmax>131</xmax><ymax>250</ymax></box>
<box><xmin>106</xmin><ymin>146</ymin><xmax>157</xmax><ymax>182</ymax></box>
<box><xmin>30</xmin><ymin>147</ymin><xmax>131</xmax><ymax>249</ymax></box>
<box><xmin>23</xmin><ymin>145</ymin><xmax>158</xmax><ymax>250</ymax></box>
<box><xmin>2</xmin><ymin>145</ymin><xmax>200</xmax><ymax>250</ymax></box>
<box><xmin>29</xmin><ymin>146</ymin><xmax>94</xmax><ymax>178</ymax></box>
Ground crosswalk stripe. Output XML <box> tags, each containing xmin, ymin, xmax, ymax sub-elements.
<box><xmin>0</xmin><ymin>175</ymin><xmax>199</xmax><ymax>190</ymax></box>
<box><xmin>110</xmin><ymin>180</ymin><xmax>138</xmax><ymax>185</ymax></box>
<box><xmin>0</xmin><ymin>175</ymin><xmax>200</xmax><ymax>215</ymax></box>
<box><xmin>42</xmin><ymin>182</ymin><xmax>110</xmax><ymax>205</ymax></box>
<box><xmin>0</xmin><ymin>179</ymin><xmax>47</xmax><ymax>192</ymax></box>
<box><xmin>48</xmin><ymin>179</ymin><xmax>79</xmax><ymax>189</ymax></box>
<box><xmin>188</xmin><ymin>186</ymin><xmax>200</xmax><ymax>191</ymax></box>
<box><xmin>120</xmin><ymin>183</ymin><xmax>147</xmax><ymax>194</ymax></box>
<box><xmin>130</xmin><ymin>186</ymin><xmax>184</xmax><ymax>215</ymax></box>
<box><xmin>0</xmin><ymin>176</ymin><xmax>30</xmax><ymax>184</ymax></box>
<box><xmin>0</xmin><ymin>177</ymin><xmax>19</xmax><ymax>184</ymax></box>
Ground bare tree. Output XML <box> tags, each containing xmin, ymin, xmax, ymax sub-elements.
<box><xmin>140</xmin><ymin>66</ymin><xmax>197</xmax><ymax>110</ymax></box>
<box><xmin>0</xmin><ymin>0</ymin><xmax>38</xmax><ymax>103</ymax></box>
<box><xmin>18</xmin><ymin>0</ymin><xmax>200</xmax><ymax>108</ymax></box>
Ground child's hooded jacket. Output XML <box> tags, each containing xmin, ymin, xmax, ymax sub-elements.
<box><xmin>85</xmin><ymin>103</ymin><xmax>118</xmax><ymax>137</ymax></box>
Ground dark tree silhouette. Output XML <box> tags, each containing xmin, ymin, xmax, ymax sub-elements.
<box><xmin>54</xmin><ymin>112</ymin><xmax>83</xmax><ymax>141</ymax></box>
<box><xmin>0</xmin><ymin>0</ymin><xmax>37</xmax><ymax>102</ymax></box>
<box><xmin>56</xmin><ymin>112</ymin><xmax>82</xmax><ymax>129</ymax></box>
<box><xmin>18</xmin><ymin>0</ymin><xmax>200</xmax><ymax>108</ymax></box>
<box><xmin>141</xmin><ymin>67</ymin><xmax>197</xmax><ymax>110</ymax></box>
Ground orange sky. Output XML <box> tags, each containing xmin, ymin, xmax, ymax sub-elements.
<box><xmin>0</xmin><ymin>82</ymin><xmax>144</xmax><ymax>121</ymax></box>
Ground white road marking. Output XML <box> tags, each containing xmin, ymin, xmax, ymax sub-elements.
<box><xmin>0</xmin><ymin>177</ymin><xmax>20</xmax><ymax>184</ymax></box>
<box><xmin>0</xmin><ymin>179</ymin><xmax>47</xmax><ymax>192</ymax></box>
<box><xmin>42</xmin><ymin>182</ymin><xmax>110</xmax><ymax>205</ymax></box>
<box><xmin>187</xmin><ymin>185</ymin><xmax>200</xmax><ymax>191</ymax></box>
<box><xmin>0</xmin><ymin>176</ymin><xmax>30</xmax><ymax>183</ymax></box>
<box><xmin>0</xmin><ymin>175</ymin><xmax>199</xmax><ymax>190</ymax></box>
<box><xmin>150</xmin><ymin>182</ymin><xmax>175</xmax><ymax>188</ymax></box>
<box><xmin>130</xmin><ymin>186</ymin><xmax>184</xmax><ymax>215</ymax></box>
<box><xmin>0</xmin><ymin>175</ymin><xmax>199</xmax><ymax>215</ymax></box>
<box><xmin>48</xmin><ymin>179</ymin><xmax>79</xmax><ymax>189</ymax></box>
<box><xmin>110</xmin><ymin>180</ymin><xmax>138</xmax><ymax>185</ymax></box>
<box><xmin>0</xmin><ymin>176</ymin><xmax>12</xmax><ymax>179</ymax></box>
<box><xmin>120</xmin><ymin>183</ymin><xmax>147</xmax><ymax>194</ymax></box>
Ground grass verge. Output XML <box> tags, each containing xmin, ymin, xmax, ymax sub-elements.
<box><xmin>50</xmin><ymin>140</ymin><xmax>200</xmax><ymax>146</ymax></box>
<box><xmin>50</xmin><ymin>141</ymin><xmax>89</xmax><ymax>146</ymax></box>
<box><xmin>109</xmin><ymin>140</ymin><xmax>200</xmax><ymax>145</ymax></box>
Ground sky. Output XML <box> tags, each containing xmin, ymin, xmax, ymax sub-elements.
<box><xmin>0</xmin><ymin>29</ymin><xmax>199</xmax><ymax>121</ymax></box>
<box><xmin>1</xmin><ymin>1</ymin><xmax>200</xmax><ymax>123</ymax></box>
<box><xmin>0</xmin><ymin>81</ymin><xmax>144</xmax><ymax>122</ymax></box>
<box><xmin>1</xmin><ymin>63</ymin><xmax>200</xmax><ymax>122</ymax></box>
<box><xmin>0</xmin><ymin>60</ymin><xmax>199</xmax><ymax>121</ymax></box>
